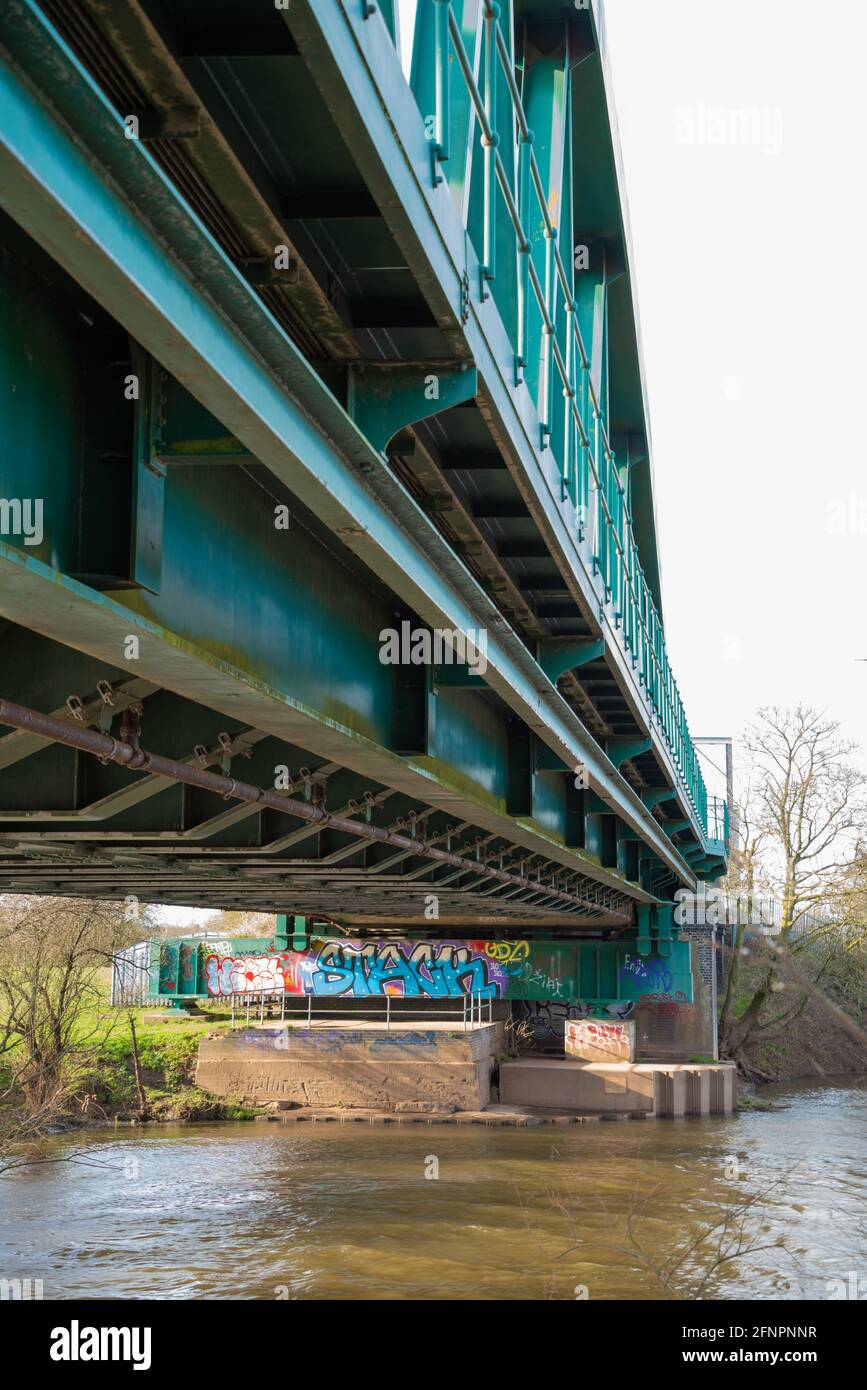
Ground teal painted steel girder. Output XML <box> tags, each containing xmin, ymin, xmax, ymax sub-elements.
<box><xmin>538</xmin><ymin>638</ymin><xmax>604</xmax><ymax>684</ymax></box>
<box><xmin>642</xmin><ymin>788</ymin><xmax>678</xmax><ymax>810</ymax></box>
<box><xmin>348</xmin><ymin>360</ymin><xmax>478</xmax><ymax>452</ymax></box>
<box><xmin>606</xmin><ymin>737</ymin><xmax>652</xmax><ymax>770</ymax></box>
<box><xmin>284</xmin><ymin>0</ymin><xmax>717</xmax><ymax>857</ymax></box>
<box><xmin>0</xmin><ymin>0</ymin><xmax>696</xmax><ymax>893</ymax></box>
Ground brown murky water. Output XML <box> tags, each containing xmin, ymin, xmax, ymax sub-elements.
<box><xmin>1</xmin><ymin>1078</ymin><xmax>865</xmax><ymax>1300</ymax></box>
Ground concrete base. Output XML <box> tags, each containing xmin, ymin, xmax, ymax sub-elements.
<box><xmin>252</xmin><ymin>1104</ymin><xmax>648</xmax><ymax>1127</ymax></box>
<box><xmin>197</xmin><ymin>1021</ymin><xmax>504</xmax><ymax>1111</ymax></box>
<box><xmin>499</xmin><ymin>1059</ymin><xmax>737</xmax><ymax>1117</ymax></box>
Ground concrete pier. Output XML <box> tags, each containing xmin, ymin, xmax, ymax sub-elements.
<box><xmin>197</xmin><ymin>1023</ymin><xmax>736</xmax><ymax>1118</ymax></box>
<box><xmin>197</xmin><ymin>1021</ymin><xmax>505</xmax><ymax>1111</ymax></box>
<box><xmin>499</xmin><ymin>1058</ymin><xmax>737</xmax><ymax>1117</ymax></box>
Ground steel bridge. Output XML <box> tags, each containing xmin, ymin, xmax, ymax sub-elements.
<box><xmin>0</xmin><ymin>0</ymin><xmax>727</xmax><ymax>944</ymax></box>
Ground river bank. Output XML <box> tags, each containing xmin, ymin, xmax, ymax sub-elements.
<box><xmin>737</xmin><ymin>965</ymin><xmax>867</xmax><ymax>1084</ymax></box>
<box><xmin>4</xmin><ymin>977</ymin><xmax>865</xmax><ymax>1151</ymax></box>
<box><xmin>10</xmin><ymin>997</ymin><xmax>866</xmax><ymax>1147</ymax></box>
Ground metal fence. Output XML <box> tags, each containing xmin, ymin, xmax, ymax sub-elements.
<box><xmin>109</xmin><ymin>940</ymin><xmax>151</xmax><ymax>1006</ymax></box>
<box><xmin>227</xmin><ymin>990</ymin><xmax>495</xmax><ymax>1030</ymax></box>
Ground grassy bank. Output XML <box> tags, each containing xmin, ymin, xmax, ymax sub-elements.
<box><xmin>1</xmin><ymin>989</ymin><xmax>259</xmax><ymax>1134</ymax></box>
<box><xmin>83</xmin><ymin>1009</ymin><xmax>257</xmax><ymax>1124</ymax></box>
<box><xmin>740</xmin><ymin>992</ymin><xmax>867</xmax><ymax>1084</ymax></box>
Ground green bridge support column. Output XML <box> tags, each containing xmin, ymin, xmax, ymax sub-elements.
<box><xmin>654</xmin><ymin>903</ymin><xmax>675</xmax><ymax>958</ymax></box>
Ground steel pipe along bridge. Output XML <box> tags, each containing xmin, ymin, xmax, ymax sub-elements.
<box><xmin>0</xmin><ymin>0</ymin><xmax>728</xmax><ymax>947</ymax></box>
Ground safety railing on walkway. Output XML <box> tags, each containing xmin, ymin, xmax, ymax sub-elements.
<box><xmin>707</xmin><ymin>796</ymin><xmax>730</xmax><ymax>848</ymax></box>
<box><xmin>228</xmin><ymin>991</ymin><xmax>495</xmax><ymax>1029</ymax></box>
<box><xmin>367</xmin><ymin>1</ymin><xmax>715</xmax><ymax>843</ymax></box>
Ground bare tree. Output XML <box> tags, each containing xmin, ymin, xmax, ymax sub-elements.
<box><xmin>718</xmin><ymin>777</ymin><xmax>772</xmax><ymax>1050</ymax></box>
<box><xmin>0</xmin><ymin>895</ymin><xmax>138</xmax><ymax>1164</ymax></box>
<box><xmin>199</xmin><ymin>909</ymin><xmax>276</xmax><ymax>939</ymax></box>
<box><xmin>720</xmin><ymin>707</ymin><xmax>866</xmax><ymax>1067</ymax></box>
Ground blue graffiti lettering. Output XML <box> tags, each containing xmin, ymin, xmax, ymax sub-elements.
<box><xmin>308</xmin><ymin>941</ymin><xmax>499</xmax><ymax>999</ymax></box>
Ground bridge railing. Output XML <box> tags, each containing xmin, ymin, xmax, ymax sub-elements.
<box><xmin>368</xmin><ymin>2</ymin><xmax>714</xmax><ymax>842</ymax></box>
<box><xmin>228</xmin><ymin>991</ymin><xmax>494</xmax><ymax>1029</ymax></box>
<box><xmin>707</xmin><ymin>796</ymin><xmax>729</xmax><ymax>849</ymax></box>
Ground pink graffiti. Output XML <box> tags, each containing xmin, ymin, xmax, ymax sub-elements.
<box><xmin>566</xmin><ymin>1019</ymin><xmax>632</xmax><ymax>1060</ymax></box>
<box><xmin>641</xmin><ymin>992</ymin><xmax>698</xmax><ymax>1024</ymax></box>
<box><xmin>204</xmin><ymin>952</ymin><xmax>293</xmax><ymax>996</ymax></box>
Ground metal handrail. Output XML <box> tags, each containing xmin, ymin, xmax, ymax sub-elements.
<box><xmin>228</xmin><ymin>990</ymin><xmax>495</xmax><ymax>1029</ymax></box>
<box><xmin>390</xmin><ymin>3</ymin><xmax>718</xmax><ymax>842</ymax></box>
<box><xmin>707</xmin><ymin>796</ymin><xmax>730</xmax><ymax>848</ymax></box>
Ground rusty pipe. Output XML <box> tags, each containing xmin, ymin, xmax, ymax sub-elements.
<box><xmin>0</xmin><ymin>697</ymin><xmax>628</xmax><ymax>921</ymax></box>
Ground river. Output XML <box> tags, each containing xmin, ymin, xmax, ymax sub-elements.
<box><xmin>1</xmin><ymin>1078</ymin><xmax>864</xmax><ymax>1300</ymax></box>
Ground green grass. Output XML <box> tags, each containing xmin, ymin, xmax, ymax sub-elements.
<box><xmin>87</xmin><ymin>1010</ymin><xmax>253</xmax><ymax>1121</ymax></box>
<box><xmin>2</xmin><ymin>975</ymin><xmax>255</xmax><ymax>1124</ymax></box>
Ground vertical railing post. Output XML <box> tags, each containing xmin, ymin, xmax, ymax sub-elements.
<box><xmin>610</xmin><ymin>481</ymin><xmax>617</xmax><ymax>601</ymax></box>
<box><xmin>541</xmin><ymin>229</ymin><xmax>554</xmax><ymax>445</ymax></box>
<box><xmin>481</xmin><ymin>1</ymin><xmax>498</xmax><ymax>296</ymax></box>
<box><xmin>577</xmin><ymin>360</ymin><xmax>588</xmax><ymax>538</ymax></box>
<box><xmin>516</xmin><ymin>131</ymin><xmax>532</xmax><ymax>384</ymax></box>
<box><xmin>592</xmin><ymin>410</ymin><xmax>602</xmax><ymax>577</ymax></box>
<box><xmin>562</xmin><ymin>298</ymin><xmax>574</xmax><ymax>502</ymax></box>
<box><xmin>432</xmin><ymin>0</ymin><xmax>450</xmax><ymax>184</ymax></box>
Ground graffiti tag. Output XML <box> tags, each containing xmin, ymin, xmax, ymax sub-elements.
<box><xmin>309</xmin><ymin>940</ymin><xmax>501</xmax><ymax>999</ymax></box>
<box><xmin>566</xmin><ymin>1019</ymin><xmax>634</xmax><ymax>1061</ymax></box>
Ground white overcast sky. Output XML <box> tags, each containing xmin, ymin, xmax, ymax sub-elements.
<box><xmin>600</xmin><ymin>0</ymin><xmax>866</xmax><ymax>776</ymax></box>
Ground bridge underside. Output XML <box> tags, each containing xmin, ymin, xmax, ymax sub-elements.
<box><xmin>0</xmin><ymin>627</ymin><xmax>636</xmax><ymax>927</ymax></box>
<box><xmin>0</xmin><ymin>0</ymin><xmax>725</xmax><ymax>935</ymax></box>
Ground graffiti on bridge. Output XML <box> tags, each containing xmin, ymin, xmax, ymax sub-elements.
<box><xmin>617</xmin><ymin>956</ymin><xmax>673</xmax><ymax>993</ymax></box>
<box><xmin>307</xmin><ymin>939</ymin><xmax>504</xmax><ymax>998</ymax></box>
<box><xmin>204</xmin><ymin>952</ymin><xmax>299</xmax><ymax>996</ymax></box>
<box><xmin>639</xmin><ymin>991</ymin><xmax>699</xmax><ymax>1026</ymax></box>
<box><xmin>510</xmin><ymin>998</ymin><xmax>636</xmax><ymax>1050</ymax></box>
<box><xmin>565</xmin><ymin>1019</ymin><xmax>635</xmax><ymax>1062</ymax></box>
<box><xmin>203</xmin><ymin>940</ymin><xmax>506</xmax><ymax>999</ymax></box>
<box><xmin>197</xmin><ymin>935</ymin><xmax>694</xmax><ymax>1008</ymax></box>
<box><xmin>484</xmin><ymin>940</ymin><xmax>530</xmax><ymax>974</ymax></box>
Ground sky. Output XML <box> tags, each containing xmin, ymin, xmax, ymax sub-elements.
<box><xmin>164</xmin><ymin>2</ymin><xmax>866</xmax><ymax>927</ymax></box>
<box><xmin>599</xmin><ymin>0</ymin><xmax>866</xmax><ymax>780</ymax></box>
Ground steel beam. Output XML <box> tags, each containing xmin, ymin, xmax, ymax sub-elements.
<box><xmin>283</xmin><ymin>0</ymin><xmax>711</xmax><ymax>851</ymax></box>
<box><xmin>0</xmin><ymin>0</ymin><xmax>695</xmax><ymax>893</ymax></box>
<box><xmin>0</xmin><ymin>697</ymin><xmax>628</xmax><ymax>921</ymax></box>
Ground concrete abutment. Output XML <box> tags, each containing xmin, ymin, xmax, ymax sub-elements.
<box><xmin>196</xmin><ymin>1022</ymin><xmax>737</xmax><ymax>1118</ymax></box>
